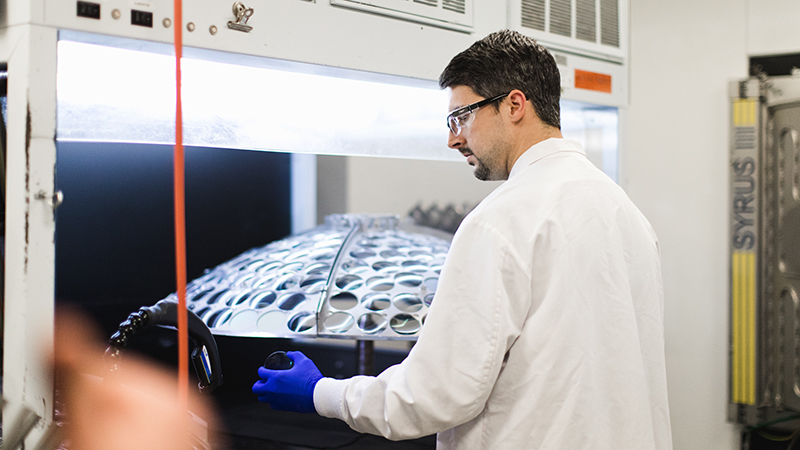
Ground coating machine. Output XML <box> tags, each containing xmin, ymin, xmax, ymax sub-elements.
<box><xmin>1</xmin><ymin>0</ymin><xmax>628</xmax><ymax>447</ymax></box>
<box><xmin>729</xmin><ymin>73</ymin><xmax>800</xmax><ymax>447</ymax></box>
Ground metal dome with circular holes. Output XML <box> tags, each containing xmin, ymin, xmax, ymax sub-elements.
<box><xmin>166</xmin><ymin>215</ymin><xmax>452</xmax><ymax>340</ymax></box>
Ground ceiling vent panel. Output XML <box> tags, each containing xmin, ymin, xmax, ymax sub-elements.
<box><xmin>549</xmin><ymin>0</ymin><xmax>572</xmax><ymax>37</ymax></box>
<box><xmin>520</xmin><ymin>0</ymin><xmax>546</xmax><ymax>31</ymax></box>
<box><xmin>443</xmin><ymin>0</ymin><xmax>466</xmax><ymax>14</ymax></box>
<box><xmin>414</xmin><ymin>0</ymin><xmax>438</xmax><ymax>7</ymax></box>
<box><xmin>331</xmin><ymin>0</ymin><xmax>473</xmax><ymax>33</ymax></box>
<box><xmin>600</xmin><ymin>0</ymin><xmax>620</xmax><ymax>47</ymax></box>
<box><xmin>509</xmin><ymin>0</ymin><xmax>627</xmax><ymax>64</ymax></box>
<box><xmin>576</xmin><ymin>0</ymin><xmax>596</xmax><ymax>42</ymax></box>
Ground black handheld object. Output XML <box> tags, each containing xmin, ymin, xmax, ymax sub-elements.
<box><xmin>107</xmin><ymin>299</ymin><xmax>224</xmax><ymax>393</ymax></box>
<box><xmin>264</xmin><ymin>351</ymin><xmax>294</xmax><ymax>370</ymax></box>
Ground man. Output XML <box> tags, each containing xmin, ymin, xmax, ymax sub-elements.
<box><xmin>253</xmin><ymin>30</ymin><xmax>673</xmax><ymax>449</ymax></box>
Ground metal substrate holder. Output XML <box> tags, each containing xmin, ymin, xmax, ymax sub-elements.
<box><xmin>164</xmin><ymin>214</ymin><xmax>451</xmax><ymax>341</ymax></box>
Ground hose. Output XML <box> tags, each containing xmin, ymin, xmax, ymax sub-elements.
<box><xmin>106</xmin><ymin>299</ymin><xmax>223</xmax><ymax>393</ymax></box>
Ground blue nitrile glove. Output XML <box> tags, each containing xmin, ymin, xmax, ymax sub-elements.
<box><xmin>252</xmin><ymin>351</ymin><xmax>323</xmax><ymax>413</ymax></box>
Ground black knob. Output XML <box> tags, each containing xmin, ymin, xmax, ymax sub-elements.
<box><xmin>263</xmin><ymin>351</ymin><xmax>294</xmax><ymax>370</ymax></box>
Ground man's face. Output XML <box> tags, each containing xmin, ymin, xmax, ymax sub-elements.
<box><xmin>446</xmin><ymin>86</ymin><xmax>510</xmax><ymax>181</ymax></box>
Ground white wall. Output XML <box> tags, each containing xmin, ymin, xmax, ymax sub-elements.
<box><xmin>627</xmin><ymin>0</ymin><xmax>800</xmax><ymax>449</ymax></box>
<box><xmin>344</xmin><ymin>156</ymin><xmax>501</xmax><ymax>217</ymax></box>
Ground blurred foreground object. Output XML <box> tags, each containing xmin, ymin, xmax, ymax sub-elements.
<box><xmin>45</xmin><ymin>309</ymin><xmax>219</xmax><ymax>450</ymax></box>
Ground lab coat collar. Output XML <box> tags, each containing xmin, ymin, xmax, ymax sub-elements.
<box><xmin>508</xmin><ymin>138</ymin><xmax>586</xmax><ymax>180</ymax></box>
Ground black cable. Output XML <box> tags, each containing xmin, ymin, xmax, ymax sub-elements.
<box><xmin>789</xmin><ymin>429</ymin><xmax>800</xmax><ymax>450</ymax></box>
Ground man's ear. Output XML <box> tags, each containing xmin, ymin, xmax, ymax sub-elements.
<box><xmin>507</xmin><ymin>89</ymin><xmax>528</xmax><ymax>123</ymax></box>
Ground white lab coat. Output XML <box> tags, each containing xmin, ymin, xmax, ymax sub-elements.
<box><xmin>314</xmin><ymin>138</ymin><xmax>673</xmax><ymax>450</ymax></box>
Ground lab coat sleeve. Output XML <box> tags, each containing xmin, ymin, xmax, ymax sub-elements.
<box><xmin>313</xmin><ymin>218</ymin><xmax>531</xmax><ymax>440</ymax></box>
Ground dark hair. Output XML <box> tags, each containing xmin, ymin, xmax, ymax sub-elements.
<box><xmin>439</xmin><ymin>30</ymin><xmax>561</xmax><ymax>129</ymax></box>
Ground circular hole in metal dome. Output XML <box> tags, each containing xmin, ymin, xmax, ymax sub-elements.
<box><xmin>252</xmin><ymin>273</ymin><xmax>275</xmax><ymax>289</ymax></box>
<box><xmin>401</xmin><ymin>260</ymin><xmax>428</xmax><ymax>273</ymax></box>
<box><xmin>330</xmin><ymin>292</ymin><xmax>358</xmax><ymax>310</ymax></box>
<box><xmin>314</xmin><ymin>238</ymin><xmax>343</xmax><ymax>248</ymax></box>
<box><xmin>341</xmin><ymin>259</ymin><xmax>369</xmax><ymax>274</ymax></box>
<box><xmin>226</xmin><ymin>291</ymin><xmax>251</xmax><ymax>307</ymax></box>
<box><xmin>324</xmin><ymin>312</ymin><xmax>355</xmax><ymax>333</ymax></box>
<box><xmin>408</xmin><ymin>250</ymin><xmax>433</xmax><ymax>260</ymax></box>
<box><xmin>380</xmin><ymin>249</ymin><xmax>404</xmax><ymax>260</ymax></box>
<box><xmin>206</xmin><ymin>308</ymin><xmax>233</xmax><ymax>328</ymax></box>
<box><xmin>309</xmin><ymin>248</ymin><xmax>336</xmax><ymax>261</ymax></box>
<box><xmin>358</xmin><ymin>313</ymin><xmax>388</xmax><ymax>334</ymax></box>
<box><xmin>433</xmin><ymin>247</ymin><xmax>449</xmax><ymax>258</ymax></box>
<box><xmin>394</xmin><ymin>293</ymin><xmax>423</xmax><ymax>313</ymax></box>
<box><xmin>241</xmin><ymin>259</ymin><xmax>269</xmax><ymax>272</ymax></box>
<box><xmin>250</xmin><ymin>291</ymin><xmax>277</xmax><ymax>309</ymax></box>
<box><xmin>199</xmin><ymin>273</ymin><xmax>224</xmax><ymax>285</ymax></box>
<box><xmin>232</xmin><ymin>272</ymin><xmax>255</xmax><ymax>287</ymax></box>
<box><xmin>358</xmin><ymin>240</ymin><xmax>380</xmax><ymax>248</ymax></box>
<box><xmin>223</xmin><ymin>271</ymin><xmax>242</xmax><ymax>284</ymax></box>
<box><xmin>424</xmin><ymin>277</ymin><xmax>439</xmax><ymax>292</ymax></box>
<box><xmin>284</xmin><ymin>249</ymin><xmax>311</xmax><ymax>262</ymax></box>
<box><xmin>367</xmin><ymin>277</ymin><xmax>394</xmax><ymax>291</ymax></box>
<box><xmin>306</xmin><ymin>263</ymin><xmax>332</xmax><ymax>276</ymax></box>
<box><xmin>279</xmin><ymin>262</ymin><xmax>304</xmax><ymax>275</ymax></box>
<box><xmin>195</xmin><ymin>307</ymin><xmax>211</xmax><ymax>319</ymax></box>
<box><xmin>229</xmin><ymin>310</ymin><xmax>258</xmax><ymax>331</ymax></box>
<box><xmin>257</xmin><ymin>261</ymin><xmax>282</xmax><ymax>274</ymax></box>
<box><xmin>278</xmin><ymin>292</ymin><xmax>307</xmax><ymax>311</ymax></box>
<box><xmin>205</xmin><ymin>290</ymin><xmax>227</xmax><ymax>305</ymax></box>
<box><xmin>188</xmin><ymin>303</ymin><xmax>195</xmax><ymax>311</ymax></box>
<box><xmin>424</xmin><ymin>294</ymin><xmax>435</xmax><ymax>307</ymax></box>
<box><xmin>372</xmin><ymin>261</ymin><xmax>399</xmax><ymax>274</ymax></box>
<box><xmin>189</xmin><ymin>286</ymin><xmax>215</xmax><ymax>302</ymax></box>
<box><xmin>390</xmin><ymin>314</ymin><xmax>421</xmax><ymax>335</ymax></box>
<box><xmin>362</xmin><ymin>293</ymin><xmax>391</xmax><ymax>311</ymax></box>
<box><xmin>431</xmin><ymin>264</ymin><xmax>443</xmax><ymax>275</ymax></box>
<box><xmin>414</xmin><ymin>254</ymin><xmax>435</xmax><ymax>263</ymax></box>
<box><xmin>288</xmin><ymin>311</ymin><xmax>316</xmax><ymax>333</ymax></box>
<box><xmin>300</xmin><ymin>277</ymin><xmax>327</xmax><ymax>294</ymax></box>
<box><xmin>268</xmin><ymin>249</ymin><xmax>291</xmax><ymax>260</ymax></box>
<box><xmin>257</xmin><ymin>311</ymin><xmax>286</xmax><ymax>332</ymax></box>
<box><xmin>336</xmin><ymin>274</ymin><xmax>364</xmax><ymax>290</ymax></box>
<box><xmin>274</xmin><ymin>275</ymin><xmax>300</xmax><ymax>291</ymax></box>
<box><xmin>394</xmin><ymin>272</ymin><xmax>422</xmax><ymax>287</ymax></box>
<box><xmin>350</xmin><ymin>249</ymin><xmax>376</xmax><ymax>259</ymax></box>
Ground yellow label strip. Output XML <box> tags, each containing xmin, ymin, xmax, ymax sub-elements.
<box><xmin>734</xmin><ymin>99</ymin><xmax>757</xmax><ymax>127</ymax></box>
<box><xmin>732</xmin><ymin>251</ymin><xmax>756</xmax><ymax>404</ymax></box>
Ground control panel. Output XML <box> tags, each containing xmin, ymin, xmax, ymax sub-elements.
<box><xmin>36</xmin><ymin>0</ymin><xmax>473</xmax><ymax>83</ymax></box>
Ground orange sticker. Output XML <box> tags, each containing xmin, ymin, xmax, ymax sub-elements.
<box><xmin>574</xmin><ymin>69</ymin><xmax>612</xmax><ymax>93</ymax></box>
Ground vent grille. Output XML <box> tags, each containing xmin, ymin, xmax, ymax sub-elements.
<box><xmin>520</xmin><ymin>0</ymin><xmax>545</xmax><ymax>31</ymax></box>
<box><xmin>518</xmin><ymin>0</ymin><xmax>622</xmax><ymax>51</ymax></box>
<box><xmin>600</xmin><ymin>0</ymin><xmax>620</xmax><ymax>47</ymax></box>
<box><xmin>549</xmin><ymin>0</ymin><xmax>571</xmax><ymax>37</ymax></box>
<box><xmin>576</xmin><ymin>0</ymin><xmax>596</xmax><ymax>42</ymax></box>
<box><xmin>442</xmin><ymin>0</ymin><xmax>466</xmax><ymax>14</ymax></box>
<box><xmin>330</xmin><ymin>0</ymin><xmax>471</xmax><ymax>31</ymax></box>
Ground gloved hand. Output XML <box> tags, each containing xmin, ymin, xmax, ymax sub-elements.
<box><xmin>252</xmin><ymin>351</ymin><xmax>323</xmax><ymax>414</ymax></box>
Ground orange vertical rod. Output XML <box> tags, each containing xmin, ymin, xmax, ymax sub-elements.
<box><xmin>173</xmin><ymin>0</ymin><xmax>189</xmax><ymax>413</ymax></box>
